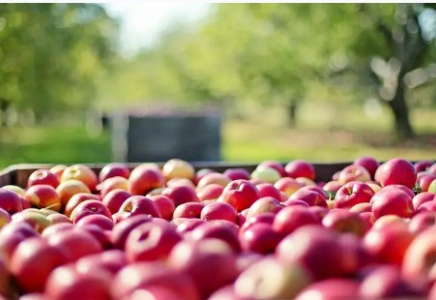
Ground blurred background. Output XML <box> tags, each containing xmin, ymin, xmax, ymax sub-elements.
<box><xmin>0</xmin><ymin>3</ymin><xmax>436</xmax><ymax>168</ymax></box>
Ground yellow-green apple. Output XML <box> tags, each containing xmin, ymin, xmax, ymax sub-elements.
<box><xmin>295</xmin><ymin>279</ymin><xmax>360</xmax><ymax>300</ymax></box>
<box><xmin>149</xmin><ymin>195</ymin><xmax>175</xmax><ymax>221</ymax></box>
<box><xmin>289</xmin><ymin>189</ymin><xmax>328</xmax><ymax>207</ymax></box>
<box><xmin>0</xmin><ymin>188</ymin><xmax>22</xmax><ymax>214</ymax></box>
<box><xmin>146</xmin><ymin>187</ymin><xmax>165</xmax><ymax>197</ymax></box>
<box><xmin>428</xmin><ymin>179</ymin><xmax>436</xmax><ymax>194</ymax></box>
<box><xmin>102</xmin><ymin>189</ymin><xmax>131</xmax><ymax>214</ymax></box>
<box><xmin>334</xmin><ymin>181</ymin><xmax>374</xmax><ymax>209</ymax></box>
<box><xmin>162</xmin><ymin>185</ymin><xmax>200</xmax><ymax>207</ymax></box>
<box><xmin>350</xmin><ymin>202</ymin><xmax>372</xmax><ymax>214</ymax></box>
<box><xmin>259</xmin><ymin>160</ymin><xmax>287</xmax><ymax>177</ymax></box>
<box><xmin>111</xmin><ymin>215</ymin><xmax>152</xmax><ymax>249</ymax></box>
<box><xmin>245</xmin><ymin>197</ymin><xmax>283</xmax><ymax>220</ymax></box>
<box><xmin>376</xmin><ymin>158</ymin><xmax>416</xmax><ymax>189</ymax></box>
<box><xmin>70</xmin><ymin>200</ymin><xmax>112</xmax><ymax>224</ymax></box>
<box><xmin>10</xmin><ymin>237</ymin><xmax>68</xmax><ymax>293</ymax></box>
<box><xmin>61</xmin><ymin>164</ymin><xmax>98</xmax><ymax>191</ymax></box>
<box><xmin>240</xmin><ymin>222</ymin><xmax>282</xmax><ymax>254</ymax></box>
<box><xmin>201</xmin><ymin>201</ymin><xmax>238</xmax><ymax>223</ymax></box>
<box><xmin>111</xmin><ymin>262</ymin><xmax>200</xmax><ymax>300</ymax></box>
<box><xmin>25</xmin><ymin>185</ymin><xmax>61</xmax><ymax>211</ymax></box>
<box><xmin>172</xmin><ymin>202</ymin><xmax>204</xmax><ymax>219</ymax></box>
<box><xmin>117</xmin><ymin>196</ymin><xmax>160</xmax><ymax>220</ymax></box>
<box><xmin>56</xmin><ymin>179</ymin><xmax>91</xmax><ymax>209</ymax></box>
<box><xmin>197</xmin><ymin>184</ymin><xmax>224</xmax><ymax>202</ymax></box>
<box><xmin>353</xmin><ymin>156</ymin><xmax>380</xmax><ymax>179</ymax></box>
<box><xmin>409</xmin><ymin>211</ymin><xmax>436</xmax><ymax>234</ymax></box>
<box><xmin>250</xmin><ymin>166</ymin><xmax>281</xmax><ymax>184</ymax></box>
<box><xmin>274</xmin><ymin>177</ymin><xmax>303</xmax><ymax>198</ymax></box>
<box><xmin>197</xmin><ymin>173</ymin><xmax>231</xmax><ymax>189</ymax></box>
<box><xmin>273</xmin><ymin>206</ymin><xmax>320</xmax><ymax>236</ymax></box>
<box><xmin>97</xmin><ymin>176</ymin><xmax>129</xmax><ymax>198</ymax></box>
<box><xmin>338</xmin><ymin>165</ymin><xmax>371</xmax><ymax>184</ymax></box>
<box><xmin>371</xmin><ymin>189</ymin><xmax>414</xmax><ymax>218</ymax></box>
<box><xmin>223</xmin><ymin>168</ymin><xmax>250</xmax><ymax>181</ymax></box>
<box><xmin>128</xmin><ymin>166</ymin><xmax>166</xmax><ymax>196</ymax></box>
<box><xmin>98</xmin><ymin>163</ymin><xmax>130</xmax><ymax>182</ymax></box>
<box><xmin>219</xmin><ymin>180</ymin><xmax>260</xmax><ymax>213</ymax></box>
<box><xmin>256</xmin><ymin>183</ymin><xmax>282</xmax><ymax>201</ymax></box>
<box><xmin>27</xmin><ymin>169</ymin><xmax>59</xmax><ymax>188</ymax></box>
<box><xmin>322</xmin><ymin>210</ymin><xmax>367</xmax><ymax>237</ymax></box>
<box><xmin>190</xmin><ymin>220</ymin><xmax>241</xmax><ymax>253</ymax></box>
<box><xmin>49</xmin><ymin>164</ymin><xmax>67</xmax><ymax>181</ymax></box>
<box><xmin>162</xmin><ymin>159</ymin><xmax>195</xmax><ymax>180</ymax></box>
<box><xmin>125</xmin><ymin>221</ymin><xmax>182</xmax><ymax>262</ymax></box>
<box><xmin>235</xmin><ymin>257</ymin><xmax>312</xmax><ymax>300</ymax></box>
<box><xmin>285</xmin><ymin>160</ymin><xmax>315</xmax><ymax>180</ymax></box>
<box><xmin>44</xmin><ymin>264</ymin><xmax>111</xmax><ymax>300</ymax></box>
<box><xmin>363</xmin><ymin>222</ymin><xmax>414</xmax><ymax>266</ymax></box>
<box><xmin>64</xmin><ymin>193</ymin><xmax>100</xmax><ymax>217</ymax></box>
<box><xmin>168</xmin><ymin>239</ymin><xmax>238</xmax><ymax>299</ymax></box>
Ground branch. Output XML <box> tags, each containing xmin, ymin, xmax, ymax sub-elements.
<box><xmin>358</xmin><ymin>4</ymin><xmax>395</xmax><ymax>50</ymax></box>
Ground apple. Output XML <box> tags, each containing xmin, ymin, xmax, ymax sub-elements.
<box><xmin>371</xmin><ymin>189</ymin><xmax>414</xmax><ymax>218</ymax></box>
<box><xmin>367</xmin><ymin>182</ymin><xmax>382</xmax><ymax>193</ymax></box>
<box><xmin>1</xmin><ymin>185</ymin><xmax>26</xmax><ymax>197</ymax></box>
<box><xmin>125</xmin><ymin>222</ymin><xmax>182</xmax><ymax>262</ymax></box>
<box><xmin>245</xmin><ymin>197</ymin><xmax>283</xmax><ymax>220</ymax></box>
<box><xmin>295</xmin><ymin>279</ymin><xmax>360</xmax><ymax>300</ymax></box>
<box><xmin>46</xmin><ymin>213</ymin><xmax>72</xmax><ymax>225</ymax></box>
<box><xmin>376</xmin><ymin>158</ymin><xmax>416</xmax><ymax>189</ymax></box>
<box><xmin>49</xmin><ymin>164</ymin><xmax>67</xmax><ymax>180</ymax></box>
<box><xmin>56</xmin><ymin>179</ymin><xmax>91</xmax><ymax>209</ymax></box>
<box><xmin>218</xmin><ymin>180</ymin><xmax>260</xmax><ymax>212</ymax></box>
<box><xmin>363</xmin><ymin>222</ymin><xmax>414</xmax><ymax>266</ymax></box>
<box><xmin>111</xmin><ymin>262</ymin><xmax>200</xmax><ymax>300</ymax></box>
<box><xmin>45</xmin><ymin>264</ymin><xmax>111</xmax><ymax>300</ymax></box>
<box><xmin>377</xmin><ymin>184</ymin><xmax>415</xmax><ymax>199</ymax></box>
<box><xmin>197</xmin><ymin>184</ymin><xmax>224</xmax><ymax>202</ymax></box>
<box><xmin>274</xmin><ymin>177</ymin><xmax>303</xmax><ymax>197</ymax></box>
<box><xmin>415</xmin><ymin>160</ymin><xmax>433</xmax><ymax>173</ymax></box>
<box><xmin>101</xmin><ymin>189</ymin><xmax>131</xmax><ymax>214</ymax></box>
<box><xmin>276</xmin><ymin>226</ymin><xmax>357</xmax><ymax>280</ymax></box>
<box><xmin>97</xmin><ymin>176</ymin><xmax>129</xmax><ymax>198</ymax></box>
<box><xmin>99</xmin><ymin>163</ymin><xmax>130</xmax><ymax>182</ymax></box>
<box><xmin>428</xmin><ymin>163</ymin><xmax>436</xmax><ymax>175</ymax></box>
<box><xmin>61</xmin><ymin>164</ymin><xmax>98</xmax><ymax>191</ymax></box>
<box><xmin>149</xmin><ymin>195</ymin><xmax>175</xmax><ymax>221</ymax></box>
<box><xmin>223</xmin><ymin>168</ymin><xmax>250</xmax><ymax>181</ymax></box>
<box><xmin>255</xmin><ymin>183</ymin><xmax>282</xmax><ymax>201</ymax></box>
<box><xmin>197</xmin><ymin>173</ymin><xmax>231</xmax><ymax>189</ymax></box>
<box><xmin>27</xmin><ymin>169</ymin><xmax>59</xmax><ymax>188</ymax></box>
<box><xmin>0</xmin><ymin>222</ymin><xmax>38</xmax><ymax>261</ymax></box>
<box><xmin>172</xmin><ymin>202</ymin><xmax>204</xmax><ymax>219</ymax></box>
<box><xmin>76</xmin><ymin>249</ymin><xmax>127</xmax><ymax>276</ymax></box>
<box><xmin>47</xmin><ymin>228</ymin><xmax>102</xmax><ymax>262</ymax></box>
<box><xmin>258</xmin><ymin>160</ymin><xmax>286</xmax><ymax>177</ymax></box>
<box><xmin>428</xmin><ymin>179</ymin><xmax>436</xmax><ymax>194</ymax></box>
<box><xmin>322</xmin><ymin>210</ymin><xmax>367</xmax><ymax>237</ymax></box>
<box><xmin>76</xmin><ymin>214</ymin><xmax>114</xmax><ymax>230</ymax></box>
<box><xmin>200</xmin><ymin>285</ymin><xmax>245</xmax><ymax>300</ymax></box>
<box><xmin>128</xmin><ymin>166</ymin><xmax>166</xmax><ymax>196</ymax></box>
<box><xmin>241</xmin><ymin>212</ymin><xmax>276</xmax><ymax>235</ymax></box>
<box><xmin>338</xmin><ymin>165</ymin><xmax>371</xmax><ymax>184</ymax></box>
<box><xmin>289</xmin><ymin>189</ymin><xmax>327</xmax><ymax>207</ymax></box>
<box><xmin>353</xmin><ymin>156</ymin><xmax>379</xmax><ymax>178</ymax></box>
<box><xmin>409</xmin><ymin>211</ymin><xmax>436</xmax><ymax>234</ymax></box>
<box><xmin>162</xmin><ymin>185</ymin><xmax>200</xmax><ymax>207</ymax></box>
<box><xmin>418</xmin><ymin>174</ymin><xmax>436</xmax><ymax>192</ymax></box>
<box><xmin>190</xmin><ymin>220</ymin><xmax>241</xmax><ymax>253</ymax></box>
<box><xmin>295</xmin><ymin>177</ymin><xmax>317</xmax><ymax>187</ymax></box>
<box><xmin>64</xmin><ymin>193</ymin><xmax>100</xmax><ymax>217</ymax></box>
<box><xmin>201</xmin><ymin>201</ymin><xmax>238</xmax><ymax>223</ymax></box>
<box><xmin>416</xmin><ymin>201</ymin><xmax>436</xmax><ymax>214</ymax></box>
<box><xmin>10</xmin><ymin>237</ymin><xmax>68</xmax><ymax>292</ymax></box>
<box><xmin>283</xmin><ymin>198</ymin><xmax>310</xmax><ymax>207</ymax></box>
<box><xmin>25</xmin><ymin>185</ymin><xmax>61</xmax><ymax>211</ymax></box>
<box><xmin>162</xmin><ymin>159</ymin><xmax>195</xmax><ymax>180</ymax></box>
<box><xmin>111</xmin><ymin>215</ymin><xmax>152</xmax><ymax>249</ymax></box>
<box><xmin>334</xmin><ymin>181</ymin><xmax>374</xmax><ymax>209</ymax></box>
<box><xmin>12</xmin><ymin>210</ymin><xmax>51</xmax><ymax>233</ymax></box>
<box><xmin>412</xmin><ymin>192</ymin><xmax>435</xmax><ymax>210</ymax></box>
<box><xmin>194</xmin><ymin>168</ymin><xmax>216</xmax><ymax>185</ymax></box>
<box><xmin>167</xmin><ymin>178</ymin><xmax>196</xmax><ymax>189</ymax></box>
<box><xmin>322</xmin><ymin>181</ymin><xmax>343</xmax><ymax>199</ymax></box>
<box><xmin>235</xmin><ymin>257</ymin><xmax>312</xmax><ymax>300</ymax></box>
<box><xmin>273</xmin><ymin>206</ymin><xmax>320</xmax><ymax>236</ymax></box>
<box><xmin>250</xmin><ymin>166</ymin><xmax>281</xmax><ymax>184</ymax></box>
<box><xmin>372</xmin><ymin>215</ymin><xmax>408</xmax><ymax>231</ymax></box>
<box><xmin>349</xmin><ymin>202</ymin><xmax>372</xmax><ymax>213</ymax></box>
<box><xmin>236</xmin><ymin>252</ymin><xmax>264</xmax><ymax>274</ymax></box>
<box><xmin>0</xmin><ymin>188</ymin><xmax>22</xmax><ymax>214</ymax></box>
<box><xmin>70</xmin><ymin>200</ymin><xmax>112</xmax><ymax>224</ymax></box>
<box><xmin>285</xmin><ymin>160</ymin><xmax>315</xmax><ymax>180</ymax></box>
<box><xmin>175</xmin><ymin>218</ymin><xmax>205</xmax><ymax>235</ymax></box>
<box><xmin>240</xmin><ymin>222</ymin><xmax>282</xmax><ymax>254</ymax></box>
<box><xmin>118</xmin><ymin>196</ymin><xmax>160</xmax><ymax>219</ymax></box>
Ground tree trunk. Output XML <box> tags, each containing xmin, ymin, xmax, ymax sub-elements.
<box><xmin>287</xmin><ymin>100</ymin><xmax>298</xmax><ymax>128</ymax></box>
<box><xmin>386</xmin><ymin>79</ymin><xmax>414</xmax><ymax>139</ymax></box>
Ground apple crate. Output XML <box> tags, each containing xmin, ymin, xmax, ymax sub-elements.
<box><xmin>0</xmin><ymin>161</ymin><xmax>352</xmax><ymax>188</ymax></box>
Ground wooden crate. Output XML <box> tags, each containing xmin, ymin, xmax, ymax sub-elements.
<box><xmin>0</xmin><ymin>162</ymin><xmax>352</xmax><ymax>188</ymax></box>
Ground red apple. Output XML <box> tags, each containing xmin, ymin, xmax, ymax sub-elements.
<box><xmin>76</xmin><ymin>249</ymin><xmax>127</xmax><ymax>276</ymax></box>
<box><xmin>0</xmin><ymin>209</ymin><xmax>10</xmax><ymax>230</ymax></box>
<box><xmin>111</xmin><ymin>215</ymin><xmax>152</xmax><ymax>249</ymax></box>
<box><xmin>415</xmin><ymin>160</ymin><xmax>433</xmax><ymax>173</ymax></box>
<box><xmin>256</xmin><ymin>183</ymin><xmax>282</xmax><ymax>201</ymax></box>
<box><xmin>2</xmin><ymin>185</ymin><xmax>26</xmax><ymax>197</ymax></box>
<box><xmin>372</xmin><ymin>215</ymin><xmax>408</xmax><ymax>231</ymax></box>
<box><xmin>56</xmin><ymin>179</ymin><xmax>91</xmax><ymax>209</ymax></box>
<box><xmin>428</xmin><ymin>163</ymin><xmax>436</xmax><ymax>175</ymax></box>
<box><xmin>190</xmin><ymin>220</ymin><xmax>241</xmax><ymax>253</ymax></box>
<box><xmin>162</xmin><ymin>159</ymin><xmax>195</xmax><ymax>180</ymax></box>
<box><xmin>273</xmin><ymin>206</ymin><xmax>320</xmax><ymax>236</ymax></box>
<box><xmin>175</xmin><ymin>218</ymin><xmax>205</xmax><ymax>235</ymax></box>
<box><xmin>197</xmin><ymin>173</ymin><xmax>231</xmax><ymax>189</ymax></box>
<box><xmin>418</xmin><ymin>174</ymin><xmax>436</xmax><ymax>192</ymax></box>
<box><xmin>371</xmin><ymin>189</ymin><xmax>414</xmax><ymax>218</ymax></box>
<box><xmin>259</xmin><ymin>160</ymin><xmax>287</xmax><ymax>177</ymax></box>
<box><xmin>97</xmin><ymin>176</ymin><xmax>129</xmax><ymax>198</ymax></box>
<box><xmin>101</xmin><ymin>189</ymin><xmax>131</xmax><ymax>214</ymax></box>
<box><xmin>201</xmin><ymin>201</ymin><xmax>238</xmax><ymax>223</ymax></box>
<box><xmin>10</xmin><ymin>237</ymin><xmax>68</xmax><ymax>292</ymax></box>
<box><xmin>99</xmin><ymin>163</ymin><xmax>130</xmax><ymax>182</ymax></box>
<box><xmin>197</xmin><ymin>184</ymin><xmax>224</xmax><ymax>202</ymax></box>
<box><xmin>118</xmin><ymin>196</ymin><xmax>160</xmax><ymax>219</ymax></box>
<box><xmin>194</xmin><ymin>168</ymin><xmax>216</xmax><ymax>185</ymax></box>
<box><xmin>322</xmin><ymin>180</ymin><xmax>343</xmax><ymax>198</ymax></box>
<box><xmin>416</xmin><ymin>201</ymin><xmax>436</xmax><ymax>214</ymax></box>
<box><xmin>11</xmin><ymin>210</ymin><xmax>51</xmax><ymax>233</ymax></box>
<box><xmin>285</xmin><ymin>160</ymin><xmax>315</xmax><ymax>180</ymax></box>
<box><xmin>377</xmin><ymin>184</ymin><xmax>415</xmax><ymax>199</ymax></box>
<box><xmin>125</xmin><ymin>222</ymin><xmax>182</xmax><ymax>262</ymax></box>
<box><xmin>274</xmin><ymin>177</ymin><xmax>303</xmax><ymax>198</ymax></box>
<box><xmin>334</xmin><ymin>181</ymin><xmax>374</xmax><ymax>209</ymax></box>
<box><xmin>245</xmin><ymin>197</ymin><xmax>283</xmax><ymax>220</ymax></box>
<box><xmin>283</xmin><ymin>198</ymin><xmax>310</xmax><ymax>207</ymax></box>
<box><xmin>240</xmin><ymin>222</ymin><xmax>282</xmax><ymax>254</ymax></box>
<box><xmin>27</xmin><ymin>169</ymin><xmax>59</xmax><ymax>188</ymax></box>
<box><xmin>219</xmin><ymin>180</ymin><xmax>260</xmax><ymax>212</ymax></box>
<box><xmin>149</xmin><ymin>195</ymin><xmax>175</xmax><ymax>221</ymax></box>
<box><xmin>25</xmin><ymin>185</ymin><xmax>61</xmax><ymax>211</ymax></box>
<box><xmin>61</xmin><ymin>164</ymin><xmax>98</xmax><ymax>191</ymax></box>
<box><xmin>128</xmin><ymin>166</ymin><xmax>166</xmax><ymax>196</ymax></box>
<box><xmin>295</xmin><ymin>279</ymin><xmax>360</xmax><ymax>300</ymax></box>
<box><xmin>236</xmin><ymin>252</ymin><xmax>264</xmax><ymax>274</ymax></box>
<box><xmin>308</xmin><ymin>206</ymin><xmax>328</xmax><ymax>220</ymax></box>
<box><xmin>0</xmin><ymin>188</ymin><xmax>22</xmax><ymax>214</ymax></box>
<box><xmin>376</xmin><ymin>158</ymin><xmax>416</xmax><ymax>189</ymax></box>
<box><xmin>0</xmin><ymin>222</ymin><xmax>38</xmax><ymax>261</ymax></box>
<box><xmin>322</xmin><ymin>210</ymin><xmax>367</xmax><ymax>237</ymax></box>
<box><xmin>409</xmin><ymin>211</ymin><xmax>436</xmax><ymax>234</ymax></box>
<box><xmin>162</xmin><ymin>185</ymin><xmax>200</xmax><ymax>207</ymax></box>
<box><xmin>338</xmin><ymin>165</ymin><xmax>371</xmax><ymax>184</ymax></box>
<box><xmin>223</xmin><ymin>168</ymin><xmax>250</xmax><ymax>181</ymax></box>
<box><xmin>64</xmin><ymin>193</ymin><xmax>100</xmax><ymax>217</ymax></box>
<box><xmin>289</xmin><ymin>189</ymin><xmax>327</xmax><ymax>207</ymax></box>
<box><xmin>76</xmin><ymin>214</ymin><xmax>114</xmax><ymax>230</ymax></box>
<box><xmin>354</xmin><ymin>156</ymin><xmax>379</xmax><ymax>178</ymax></box>
<box><xmin>172</xmin><ymin>202</ymin><xmax>204</xmax><ymax>219</ymax></box>
<box><xmin>70</xmin><ymin>200</ymin><xmax>112</xmax><ymax>224</ymax></box>
<box><xmin>350</xmin><ymin>202</ymin><xmax>372</xmax><ymax>214</ymax></box>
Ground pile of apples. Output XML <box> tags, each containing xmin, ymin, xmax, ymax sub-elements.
<box><xmin>2</xmin><ymin>157</ymin><xmax>436</xmax><ymax>299</ymax></box>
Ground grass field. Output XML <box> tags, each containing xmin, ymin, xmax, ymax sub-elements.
<box><xmin>0</xmin><ymin>105</ymin><xmax>435</xmax><ymax>169</ymax></box>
